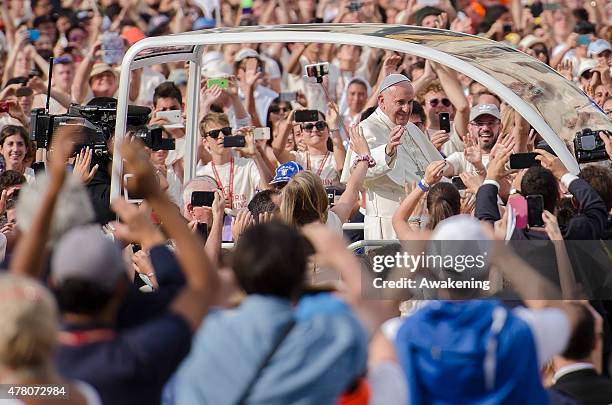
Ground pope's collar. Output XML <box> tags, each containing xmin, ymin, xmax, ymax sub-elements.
<box><xmin>373</xmin><ymin>107</ymin><xmax>398</xmax><ymax>131</ymax></box>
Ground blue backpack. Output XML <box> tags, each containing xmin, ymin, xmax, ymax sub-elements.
<box><xmin>395</xmin><ymin>300</ymin><xmax>549</xmax><ymax>405</ymax></box>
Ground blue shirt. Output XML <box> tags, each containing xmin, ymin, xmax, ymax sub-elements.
<box><xmin>162</xmin><ymin>293</ymin><xmax>367</xmax><ymax>405</ymax></box>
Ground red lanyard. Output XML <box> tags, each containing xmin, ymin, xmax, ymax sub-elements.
<box><xmin>306</xmin><ymin>152</ymin><xmax>329</xmax><ymax>177</ymax></box>
<box><xmin>211</xmin><ymin>158</ymin><xmax>234</xmax><ymax>209</ymax></box>
<box><xmin>59</xmin><ymin>328</ymin><xmax>116</xmax><ymax>346</ymax></box>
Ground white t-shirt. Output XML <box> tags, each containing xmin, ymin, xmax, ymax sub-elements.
<box><xmin>427</xmin><ymin>123</ymin><xmax>464</xmax><ymax>158</ymax></box>
<box><xmin>195</xmin><ymin>156</ymin><xmax>261</xmax><ymax>209</ymax></box>
<box><xmin>326</xmin><ymin>210</ymin><xmax>343</xmax><ymax>236</ymax></box>
<box><xmin>446</xmin><ymin>151</ymin><xmax>490</xmax><ymax>176</ymax></box>
<box><xmin>291</xmin><ymin>150</ymin><xmax>339</xmax><ymax>186</ymax></box>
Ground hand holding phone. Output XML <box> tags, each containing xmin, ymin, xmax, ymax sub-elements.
<box><xmin>451</xmin><ymin>176</ymin><xmax>466</xmax><ymax>190</ymax></box>
<box><xmin>191</xmin><ymin>191</ymin><xmax>216</xmax><ymax>207</ymax></box>
<box><xmin>206</xmin><ymin>77</ymin><xmax>229</xmax><ymax>89</ymax></box>
<box><xmin>223</xmin><ymin>135</ymin><xmax>246</xmax><ymax>148</ymax></box>
<box><xmin>294</xmin><ymin>110</ymin><xmax>320</xmax><ymax>123</ymax></box>
<box><xmin>123</xmin><ymin>174</ymin><xmax>144</xmax><ymax>204</ymax></box>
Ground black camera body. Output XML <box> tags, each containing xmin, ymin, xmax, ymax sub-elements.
<box><xmin>30</xmin><ymin>101</ymin><xmax>152</xmax><ymax>156</ymax></box>
<box><xmin>132</xmin><ymin>125</ymin><xmax>175</xmax><ymax>151</ymax></box>
<box><xmin>574</xmin><ymin>128</ymin><xmax>609</xmax><ymax>164</ymax></box>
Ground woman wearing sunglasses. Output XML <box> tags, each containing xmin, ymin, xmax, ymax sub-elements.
<box><xmin>195</xmin><ymin>112</ymin><xmax>273</xmax><ymax>212</ymax></box>
<box><xmin>273</xmin><ymin>109</ymin><xmax>346</xmax><ymax>187</ymax></box>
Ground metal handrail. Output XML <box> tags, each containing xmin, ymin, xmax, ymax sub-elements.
<box><xmin>346</xmin><ymin>240</ymin><xmax>398</xmax><ymax>252</ymax></box>
<box><xmin>342</xmin><ymin>222</ymin><xmax>364</xmax><ymax>230</ymax></box>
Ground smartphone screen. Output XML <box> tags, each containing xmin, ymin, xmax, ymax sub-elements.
<box><xmin>253</xmin><ymin>127</ymin><xmax>271</xmax><ymax>141</ymax></box>
<box><xmin>527</xmin><ymin>194</ymin><xmax>545</xmax><ymax>228</ymax></box>
<box><xmin>439</xmin><ymin>112</ymin><xmax>451</xmax><ymax>133</ymax></box>
<box><xmin>191</xmin><ymin>191</ymin><xmax>215</xmax><ymax>207</ymax></box>
<box><xmin>509</xmin><ymin>152</ymin><xmax>540</xmax><ymax>170</ymax></box>
<box><xmin>206</xmin><ymin>78</ymin><xmax>229</xmax><ymax>89</ymax></box>
<box><xmin>124</xmin><ymin>174</ymin><xmax>144</xmax><ymax>204</ymax></box>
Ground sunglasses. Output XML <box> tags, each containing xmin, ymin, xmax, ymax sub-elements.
<box><xmin>302</xmin><ymin>121</ymin><xmax>327</xmax><ymax>132</ymax></box>
<box><xmin>206</xmin><ymin>127</ymin><xmax>232</xmax><ymax>138</ymax></box>
<box><xmin>269</xmin><ymin>107</ymin><xmax>289</xmax><ymax>114</ymax></box>
<box><xmin>428</xmin><ymin>98</ymin><xmax>451</xmax><ymax>107</ymax></box>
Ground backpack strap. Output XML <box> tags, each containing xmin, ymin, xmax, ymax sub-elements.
<box><xmin>236</xmin><ymin>319</ymin><xmax>296</xmax><ymax>405</ymax></box>
<box><xmin>484</xmin><ymin>306</ymin><xmax>507</xmax><ymax>390</ymax></box>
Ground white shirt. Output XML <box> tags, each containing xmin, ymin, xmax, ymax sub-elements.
<box><xmin>291</xmin><ymin>150</ymin><xmax>339</xmax><ymax>187</ymax></box>
<box><xmin>427</xmin><ymin>122</ymin><xmax>464</xmax><ymax>157</ymax></box>
<box><xmin>446</xmin><ymin>151</ymin><xmax>490</xmax><ymax>176</ymax></box>
<box><xmin>195</xmin><ymin>156</ymin><xmax>261</xmax><ymax>209</ymax></box>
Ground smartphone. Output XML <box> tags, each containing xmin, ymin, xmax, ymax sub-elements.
<box><xmin>156</xmin><ymin>110</ymin><xmax>181</xmax><ymax>124</ymax></box>
<box><xmin>196</xmin><ymin>223</ymin><xmax>209</xmax><ymax>240</ymax></box>
<box><xmin>279</xmin><ymin>92</ymin><xmax>297</xmax><ymax>102</ymax></box>
<box><xmin>223</xmin><ymin>135</ymin><xmax>246</xmax><ymax>148</ymax></box>
<box><xmin>509</xmin><ymin>152</ymin><xmax>540</xmax><ymax>169</ymax></box>
<box><xmin>206</xmin><ymin>77</ymin><xmax>229</xmax><ymax>89</ymax></box>
<box><xmin>305</xmin><ymin>62</ymin><xmax>329</xmax><ymax>79</ymax></box>
<box><xmin>0</xmin><ymin>101</ymin><xmax>9</xmax><ymax>114</ymax></box>
<box><xmin>253</xmin><ymin>127</ymin><xmax>271</xmax><ymax>141</ymax></box>
<box><xmin>123</xmin><ymin>174</ymin><xmax>144</xmax><ymax>204</ymax></box>
<box><xmin>439</xmin><ymin>112</ymin><xmax>451</xmax><ymax>133</ymax></box>
<box><xmin>542</xmin><ymin>2</ymin><xmax>561</xmax><ymax>10</ymax></box>
<box><xmin>507</xmin><ymin>193</ymin><xmax>528</xmax><ymax>230</ymax></box>
<box><xmin>451</xmin><ymin>176</ymin><xmax>466</xmax><ymax>190</ymax></box>
<box><xmin>27</xmin><ymin>29</ymin><xmax>40</xmax><ymax>42</ymax></box>
<box><xmin>294</xmin><ymin>110</ymin><xmax>320</xmax><ymax>123</ymax></box>
<box><xmin>191</xmin><ymin>191</ymin><xmax>215</xmax><ymax>207</ymax></box>
<box><xmin>526</xmin><ymin>194</ymin><xmax>545</xmax><ymax>228</ymax></box>
<box><xmin>347</xmin><ymin>1</ymin><xmax>362</xmax><ymax>12</ymax></box>
<box><xmin>577</xmin><ymin>34</ymin><xmax>591</xmax><ymax>46</ymax></box>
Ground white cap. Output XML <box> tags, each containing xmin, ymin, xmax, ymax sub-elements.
<box><xmin>379</xmin><ymin>73</ymin><xmax>411</xmax><ymax>94</ymax></box>
<box><xmin>518</xmin><ymin>34</ymin><xmax>544</xmax><ymax>50</ymax></box>
<box><xmin>588</xmin><ymin>39</ymin><xmax>612</xmax><ymax>57</ymax></box>
<box><xmin>469</xmin><ymin>104</ymin><xmax>501</xmax><ymax>121</ymax></box>
<box><xmin>577</xmin><ymin>59</ymin><xmax>597</xmax><ymax>77</ymax></box>
<box><xmin>234</xmin><ymin>48</ymin><xmax>260</xmax><ymax>63</ymax></box>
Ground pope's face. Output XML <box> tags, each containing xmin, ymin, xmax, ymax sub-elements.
<box><xmin>379</xmin><ymin>82</ymin><xmax>414</xmax><ymax>126</ymax></box>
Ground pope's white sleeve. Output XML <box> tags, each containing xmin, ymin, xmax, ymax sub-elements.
<box><xmin>366</xmin><ymin>143</ymin><xmax>396</xmax><ymax>180</ymax></box>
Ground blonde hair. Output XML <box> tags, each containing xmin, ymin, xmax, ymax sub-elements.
<box><xmin>0</xmin><ymin>275</ymin><xmax>58</xmax><ymax>374</ymax></box>
<box><xmin>199</xmin><ymin>112</ymin><xmax>230</xmax><ymax>137</ymax></box>
<box><xmin>279</xmin><ymin>171</ymin><xmax>328</xmax><ymax>228</ymax></box>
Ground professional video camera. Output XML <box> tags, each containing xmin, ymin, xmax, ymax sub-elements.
<box><xmin>573</xmin><ymin>128</ymin><xmax>610</xmax><ymax>163</ymax></box>
<box><xmin>29</xmin><ymin>99</ymin><xmax>174</xmax><ymax>155</ymax></box>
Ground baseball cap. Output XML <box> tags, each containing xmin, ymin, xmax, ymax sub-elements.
<box><xmin>577</xmin><ymin>59</ymin><xmax>597</xmax><ymax>77</ymax></box>
<box><xmin>89</xmin><ymin>63</ymin><xmax>117</xmax><ymax>82</ymax></box>
<box><xmin>518</xmin><ymin>34</ymin><xmax>545</xmax><ymax>50</ymax></box>
<box><xmin>469</xmin><ymin>104</ymin><xmax>501</xmax><ymax>121</ymax></box>
<box><xmin>234</xmin><ymin>48</ymin><xmax>260</xmax><ymax>63</ymax></box>
<box><xmin>588</xmin><ymin>39</ymin><xmax>612</xmax><ymax>57</ymax></box>
<box><xmin>270</xmin><ymin>161</ymin><xmax>303</xmax><ymax>184</ymax></box>
<box><xmin>51</xmin><ymin>225</ymin><xmax>125</xmax><ymax>292</ymax></box>
<box><xmin>193</xmin><ymin>17</ymin><xmax>216</xmax><ymax>30</ymax></box>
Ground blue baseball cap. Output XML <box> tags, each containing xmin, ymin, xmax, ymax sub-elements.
<box><xmin>270</xmin><ymin>161</ymin><xmax>303</xmax><ymax>184</ymax></box>
<box><xmin>193</xmin><ymin>17</ymin><xmax>216</xmax><ymax>31</ymax></box>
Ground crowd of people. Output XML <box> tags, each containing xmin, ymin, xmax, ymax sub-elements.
<box><xmin>0</xmin><ymin>0</ymin><xmax>610</xmax><ymax>404</ymax></box>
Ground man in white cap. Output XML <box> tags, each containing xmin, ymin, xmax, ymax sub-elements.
<box><xmin>342</xmin><ymin>73</ymin><xmax>443</xmax><ymax>240</ymax></box>
<box><xmin>443</xmin><ymin>103</ymin><xmax>502</xmax><ymax>178</ymax></box>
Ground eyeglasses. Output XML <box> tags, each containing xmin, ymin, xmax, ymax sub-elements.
<box><xmin>428</xmin><ymin>98</ymin><xmax>451</xmax><ymax>107</ymax></box>
<box><xmin>206</xmin><ymin>127</ymin><xmax>232</xmax><ymax>138</ymax></box>
<box><xmin>469</xmin><ymin>120</ymin><xmax>499</xmax><ymax>127</ymax></box>
<box><xmin>302</xmin><ymin>121</ymin><xmax>327</xmax><ymax>132</ymax></box>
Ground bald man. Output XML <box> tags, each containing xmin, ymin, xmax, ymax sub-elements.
<box><xmin>342</xmin><ymin>74</ymin><xmax>443</xmax><ymax>240</ymax></box>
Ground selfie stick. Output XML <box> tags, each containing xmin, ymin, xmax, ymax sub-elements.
<box><xmin>45</xmin><ymin>57</ymin><xmax>53</xmax><ymax>113</ymax></box>
<box><xmin>319</xmin><ymin>79</ymin><xmax>350</xmax><ymax>138</ymax></box>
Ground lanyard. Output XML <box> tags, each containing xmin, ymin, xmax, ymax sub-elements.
<box><xmin>211</xmin><ymin>158</ymin><xmax>234</xmax><ymax>209</ymax></box>
<box><xmin>306</xmin><ymin>152</ymin><xmax>329</xmax><ymax>177</ymax></box>
<box><xmin>59</xmin><ymin>328</ymin><xmax>116</xmax><ymax>346</ymax></box>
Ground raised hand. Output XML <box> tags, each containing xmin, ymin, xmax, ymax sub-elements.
<box><xmin>423</xmin><ymin>160</ymin><xmax>446</xmax><ymax>186</ymax></box>
<box><xmin>231</xmin><ymin>209</ymin><xmax>254</xmax><ymax>241</ymax></box>
<box><xmin>485</xmin><ymin>143</ymin><xmax>513</xmax><ymax>182</ymax></box>
<box><xmin>112</xmin><ymin>198</ymin><xmax>165</xmax><ymax>247</ymax></box>
<box><xmin>120</xmin><ymin>139</ymin><xmax>163</xmax><ymax>200</ymax></box>
<box><xmin>244</xmin><ymin>58</ymin><xmax>263</xmax><ymax>88</ymax></box>
<box><xmin>534</xmin><ymin>148</ymin><xmax>569</xmax><ymax>179</ymax></box>
<box><xmin>463</xmin><ymin>133</ymin><xmax>482</xmax><ymax>166</ymax></box>
<box><xmin>385</xmin><ymin>125</ymin><xmax>405</xmax><ymax>156</ymax></box>
<box><xmin>349</xmin><ymin>125</ymin><xmax>371</xmax><ymax>156</ymax></box>
<box><xmin>542</xmin><ymin>210</ymin><xmax>563</xmax><ymax>241</ymax></box>
<box><xmin>72</xmin><ymin>147</ymin><xmax>99</xmax><ymax>185</ymax></box>
<box><xmin>382</xmin><ymin>54</ymin><xmax>403</xmax><ymax>77</ymax></box>
<box><xmin>598</xmin><ymin>131</ymin><xmax>612</xmax><ymax>160</ymax></box>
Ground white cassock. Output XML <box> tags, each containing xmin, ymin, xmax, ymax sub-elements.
<box><xmin>341</xmin><ymin>108</ymin><xmax>443</xmax><ymax>240</ymax></box>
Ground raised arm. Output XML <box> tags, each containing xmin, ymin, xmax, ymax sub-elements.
<box><xmin>10</xmin><ymin>127</ymin><xmax>79</xmax><ymax>277</ymax></box>
<box><xmin>271</xmin><ymin>110</ymin><xmax>296</xmax><ymax>163</ymax></box>
<box><xmin>431</xmin><ymin>62</ymin><xmax>469</xmax><ymax>139</ymax></box>
<box><xmin>331</xmin><ymin>126</ymin><xmax>369</xmax><ymax>223</ymax></box>
<box><xmin>120</xmin><ymin>140</ymin><xmax>220</xmax><ymax>330</ymax></box>
<box><xmin>72</xmin><ymin>41</ymin><xmax>101</xmax><ymax>104</ymax></box>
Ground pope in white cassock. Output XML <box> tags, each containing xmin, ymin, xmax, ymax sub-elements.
<box><xmin>341</xmin><ymin>74</ymin><xmax>444</xmax><ymax>240</ymax></box>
